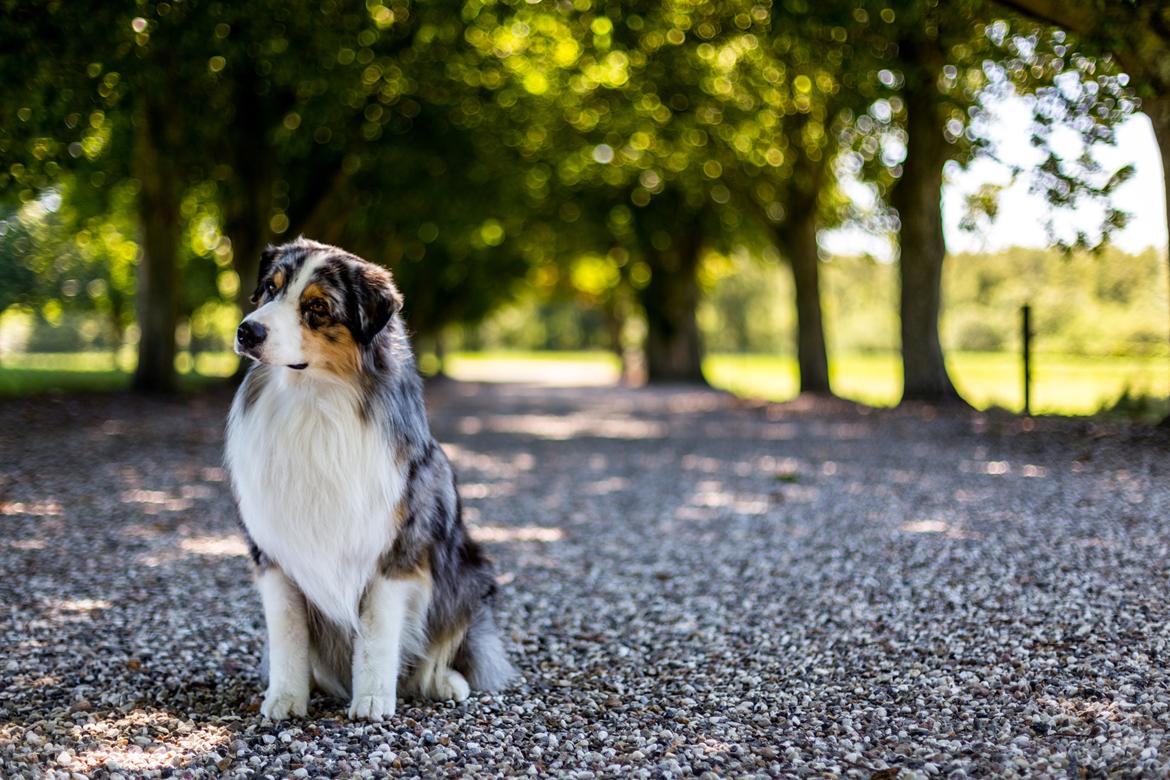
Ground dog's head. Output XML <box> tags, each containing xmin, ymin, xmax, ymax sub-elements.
<box><xmin>234</xmin><ymin>237</ymin><xmax>402</xmax><ymax>375</ymax></box>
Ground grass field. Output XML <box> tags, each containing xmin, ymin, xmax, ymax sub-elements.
<box><xmin>0</xmin><ymin>351</ymin><xmax>231</xmax><ymax>395</ymax></box>
<box><xmin>1</xmin><ymin>350</ymin><xmax>1166</xmax><ymax>417</ymax></box>
<box><xmin>703</xmin><ymin>352</ymin><xmax>1169</xmax><ymax>415</ymax></box>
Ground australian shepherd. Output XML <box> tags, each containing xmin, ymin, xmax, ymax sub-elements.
<box><xmin>225</xmin><ymin>237</ymin><xmax>513</xmax><ymax>721</ymax></box>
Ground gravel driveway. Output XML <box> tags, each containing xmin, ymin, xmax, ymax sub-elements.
<box><xmin>1</xmin><ymin>382</ymin><xmax>1168</xmax><ymax>778</ymax></box>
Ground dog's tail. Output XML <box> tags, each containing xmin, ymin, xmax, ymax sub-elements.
<box><xmin>460</xmin><ymin>606</ymin><xmax>517</xmax><ymax>691</ymax></box>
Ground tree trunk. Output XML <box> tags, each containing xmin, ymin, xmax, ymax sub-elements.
<box><xmin>891</xmin><ymin>43</ymin><xmax>963</xmax><ymax>405</ymax></box>
<box><xmin>223</xmin><ymin>69</ymin><xmax>276</xmax><ymax>380</ymax></box>
<box><xmin>640</xmin><ymin>220</ymin><xmax>707</xmax><ymax>384</ymax></box>
<box><xmin>131</xmin><ymin>105</ymin><xmax>181</xmax><ymax>394</ymax></box>
<box><xmin>602</xmin><ymin>305</ymin><xmax>627</xmax><ymax>377</ymax></box>
<box><xmin>225</xmin><ymin>183</ymin><xmax>271</xmax><ymax>382</ymax></box>
<box><xmin>228</xmin><ymin>205</ymin><xmax>270</xmax><ymax>318</ymax></box>
<box><xmin>1146</xmin><ymin>94</ymin><xmax>1170</xmax><ymax>425</ymax></box>
<box><xmin>780</xmin><ymin>200</ymin><xmax>832</xmax><ymax>395</ymax></box>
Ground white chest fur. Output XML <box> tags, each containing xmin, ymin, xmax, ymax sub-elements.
<box><xmin>226</xmin><ymin>373</ymin><xmax>404</xmax><ymax>632</ymax></box>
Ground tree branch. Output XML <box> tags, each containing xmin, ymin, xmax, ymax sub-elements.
<box><xmin>992</xmin><ymin>0</ymin><xmax>1099</xmax><ymax>35</ymax></box>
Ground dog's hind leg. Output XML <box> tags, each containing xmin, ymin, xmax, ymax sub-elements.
<box><xmin>456</xmin><ymin>606</ymin><xmax>515</xmax><ymax>692</ymax></box>
<box><xmin>306</xmin><ymin>604</ymin><xmax>353</xmax><ymax>701</ymax></box>
<box><xmin>411</xmin><ymin>626</ymin><xmax>472</xmax><ymax>702</ymax></box>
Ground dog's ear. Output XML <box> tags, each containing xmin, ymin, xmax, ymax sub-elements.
<box><xmin>351</xmin><ymin>262</ymin><xmax>403</xmax><ymax>345</ymax></box>
<box><xmin>249</xmin><ymin>245</ymin><xmax>280</xmax><ymax>304</ymax></box>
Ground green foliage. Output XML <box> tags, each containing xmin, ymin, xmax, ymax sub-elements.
<box><xmin>943</xmin><ymin>246</ymin><xmax>1168</xmax><ymax>357</ymax></box>
<box><xmin>468</xmin><ymin>244</ymin><xmax>1166</xmax><ymax>360</ymax></box>
<box><xmin>699</xmin><ymin>249</ymin><xmax>794</xmax><ymax>354</ymax></box>
<box><xmin>1098</xmin><ymin>385</ymin><xmax>1169</xmax><ymax>424</ymax></box>
<box><xmin>0</xmin><ymin>0</ymin><xmax>1155</xmax><ymax>389</ymax></box>
<box><xmin>0</xmin><ymin>177</ymin><xmax>139</xmax><ymax>344</ymax></box>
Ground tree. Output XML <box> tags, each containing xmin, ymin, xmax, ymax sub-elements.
<box><xmin>994</xmin><ymin>0</ymin><xmax>1170</xmax><ymax>410</ymax></box>
<box><xmin>890</xmin><ymin>25</ymin><xmax>962</xmax><ymax>402</ymax></box>
<box><xmin>718</xmin><ymin>3</ymin><xmax>897</xmax><ymax>397</ymax></box>
<box><xmin>630</xmin><ymin>190</ymin><xmax>709</xmax><ymax>382</ymax></box>
<box><xmin>458</xmin><ymin>0</ymin><xmax>771</xmax><ymax>384</ymax></box>
<box><xmin>1</xmin><ymin>2</ymin><xmax>192</xmax><ymax>391</ymax></box>
<box><xmin>1</xmin><ymin>0</ymin><xmax>540</xmax><ymax>389</ymax></box>
<box><xmin>874</xmin><ymin>1</ymin><xmax>1133</xmax><ymax>404</ymax></box>
<box><xmin>774</xmin><ymin>155</ymin><xmax>832</xmax><ymax>394</ymax></box>
<box><xmin>197</xmin><ymin>2</ymin><xmax>419</xmax><ymax>335</ymax></box>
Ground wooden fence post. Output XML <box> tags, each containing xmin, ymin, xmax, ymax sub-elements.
<box><xmin>1022</xmin><ymin>304</ymin><xmax>1032</xmax><ymax>416</ymax></box>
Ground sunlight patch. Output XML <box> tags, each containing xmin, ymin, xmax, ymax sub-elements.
<box><xmin>471</xmin><ymin>525</ymin><xmax>564</xmax><ymax>543</ymax></box>
<box><xmin>690</xmin><ymin>481</ymin><xmax>771</xmax><ymax>515</ymax></box>
<box><xmin>583</xmin><ymin>476</ymin><xmax>628</xmax><ymax>495</ymax></box>
<box><xmin>2</xmin><ymin>500</ymin><xmax>62</xmax><ymax>517</ymax></box>
<box><xmin>51</xmin><ymin>598</ymin><xmax>112</xmax><ymax>613</ymax></box>
<box><xmin>180</xmin><ymin>535</ymin><xmax>248</xmax><ymax>557</ymax></box>
<box><xmin>900</xmin><ymin>519</ymin><xmax>979</xmax><ymax>540</ymax></box>
<box><xmin>67</xmin><ymin>713</ymin><xmax>231</xmax><ymax>774</ymax></box>
<box><xmin>485</xmin><ymin>413</ymin><xmax>668</xmax><ymax>441</ymax></box>
<box><xmin>120</xmin><ymin>489</ymin><xmax>192</xmax><ymax>513</ymax></box>
<box><xmin>902</xmin><ymin>519</ymin><xmax>949</xmax><ymax>534</ymax></box>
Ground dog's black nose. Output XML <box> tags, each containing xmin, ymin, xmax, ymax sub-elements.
<box><xmin>237</xmin><ymin>320</ymin><xmax>267</xmax><ymax>350</ymax></box>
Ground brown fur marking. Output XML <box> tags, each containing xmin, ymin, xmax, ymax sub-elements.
<box><xmin>379</xmin><ymin>545</ymin><xmax>431</xmax><ymax>582</ymax></box>
<box><xmin>299</xmin><ymin>283</ymin><xmax>360</xmax><ymax>377</ymax></box>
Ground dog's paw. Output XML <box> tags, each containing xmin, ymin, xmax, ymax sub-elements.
<box><xmin>349</xmin><ymin>691</ymin><xmax>396</xmax><ymax>721</ymax></box>
<box><xmin>260</xmin><ymin>688</ymin><xmax>308</xmax><ymax>720</ymax></box>
<box><xmin>432</xmin><ymin>669</ymin><xmax>470</xmax><ymax>702</ymax></box>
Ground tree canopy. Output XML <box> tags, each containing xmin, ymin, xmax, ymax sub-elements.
<box><xmin>0</xmin><ymin>0</ymin><xmax>1150</xmax><ymax>399</ymax></box>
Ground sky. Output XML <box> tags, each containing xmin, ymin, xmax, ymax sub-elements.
<box><xmin>822</xmin><ymin>94</ymin><xmax>1168</xmax><ymax>259</ymax></box>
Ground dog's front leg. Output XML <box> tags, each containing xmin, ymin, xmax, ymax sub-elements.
<box><xmin>349</xmin><ymin>576</ymin><xmax>412</xmax><ymax>721</ymax></box>
<box><xmin>257</xmin><ymin>567</ymin><xmax>310</xmax><ymax>719</ymax></box>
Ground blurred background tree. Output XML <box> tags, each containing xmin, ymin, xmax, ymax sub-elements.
<box><xmin>0</xmin><ymin>0</ymin><xmax>1164</xmax><ymax>413</ymax></box>
<box><xmin>995</xmin><ymin>0</ymin><xmax>1170</xmax><ymax>415</ymax></box>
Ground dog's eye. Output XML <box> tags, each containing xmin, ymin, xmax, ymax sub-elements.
<box><xmin>264</xmin><ymin>280</ymin><xmax>277</xmax><ymax>297</ymax></box>
<box><xmin>304</xmin><ymin>299</ymin><xmax>329</xmax><ymax>317</ymax></box>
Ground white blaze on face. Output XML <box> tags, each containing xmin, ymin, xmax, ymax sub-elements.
<box><xmin>237</xmin><ymin>252</ymin><xmax>328</xmax><ymax>368</ymax></box>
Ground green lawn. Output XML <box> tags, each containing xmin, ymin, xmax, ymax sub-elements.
<box><xmin>1</xmin><ymin>349</ymin><xmax>1165</xmax><ymax>416</ymax></box>
<box><xmin>0</xmin><ymin>351</ymin><xmax>233</xmax><ymax>395</ymax></box>
<box><xmin>704</xmin><ymin>352</ymin><xmax>1169</xmax><ymax>415</ymax></box>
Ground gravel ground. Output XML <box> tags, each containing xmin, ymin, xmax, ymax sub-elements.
<box><xmin>1</xmin><ymin>382</ymin><xmax>1169</xmax><ymax>779</ymax></box>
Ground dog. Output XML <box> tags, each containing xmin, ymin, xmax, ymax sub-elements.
<box><xmin>224</xmin><ymin>236</ymin><xmax>513</xmax><ymax>721</ymax></box>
